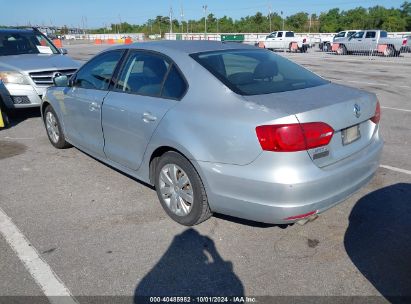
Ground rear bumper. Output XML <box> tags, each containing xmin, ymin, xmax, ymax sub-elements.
<box><xmin>198</xmin><ymin>136</ymin><xmax>383</xmax><ymax>224</ymax></box>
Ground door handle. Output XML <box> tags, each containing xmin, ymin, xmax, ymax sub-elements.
<box><xmin>89</xmin><ymin>101</ymin><xmax>100</xmax><ymax>111</ymax></box>
<box><xmin>142</xmin><ymin>112</ymin><xmax>157</xmax><ymax>123</ymax></box>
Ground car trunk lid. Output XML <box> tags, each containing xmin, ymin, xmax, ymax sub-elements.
<box><xmin>245</xmin><ymin>83</ymin><xmax>378</xmax><ymax>167</ymax></box>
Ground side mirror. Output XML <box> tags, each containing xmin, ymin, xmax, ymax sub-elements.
<box><xmin>53</xmin><ymin>74</ymin><xmax>69</xmax><ymax>87</ymax></box>
<box><xmin>60</xmin><ymin>48</ymin><xmax>68</xmax><ymax>55</ymax></box>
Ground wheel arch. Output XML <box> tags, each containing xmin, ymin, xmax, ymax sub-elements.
<box><xmin>41</xmin><ymin>101</ymin><xmax>51</xmax><ymax>117</ymax></box>
<box><xmin>148</xmin><ymin>145</ymin><xmax>200</xmax><ymax>186</ymax></box>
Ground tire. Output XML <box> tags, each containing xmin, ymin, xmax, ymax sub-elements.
<box><xmin>337</xmin><ymin>44</ymin><xmax>347</xmax><ymax>55</ymax></box>
<box><xmin>325</xmin><ymin>43</ymin><xmax>331</xmax><ymax>52</ymax></box>
<box><xmin>155</xmin><ymin>151</ymin><xmax>211</xmax><ymax>226</ymax></box>
<box><xmin>384</xmin><ymin>45</ymin><xmax>396</xmax><ymax>57</ymax></box>
<box><xmin>43</xmin><ymin>105</ymin><xmax>71</xmax><ymax>149</ymax></box>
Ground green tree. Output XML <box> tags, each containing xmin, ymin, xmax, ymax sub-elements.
<box><xmin>401</xmin><ymin>1</ymin><xmax>411</xmax><ymax>30</ymax></box>
<box><xmin>286</xmin><ymin>12</ymin><xmax>309</xmax><ymax>31</ymax></box>
<box><xmin>319</xmin><ymin>8</ymin><xmax>341</xmax><ymax>32</ymax></box>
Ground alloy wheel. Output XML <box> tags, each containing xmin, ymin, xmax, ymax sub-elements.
<box><xmin>159</xmin><ymin>164</ymin><xmax>194</xmax><ymax>217</ymax></box>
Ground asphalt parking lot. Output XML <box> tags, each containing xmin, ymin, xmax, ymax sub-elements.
<box><xmin>1</xmin><ymin>43</ymin><xmax>410</xmax><ymax>302</ymax></box>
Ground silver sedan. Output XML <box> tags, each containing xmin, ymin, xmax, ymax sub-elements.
<box><xmin>41</xmin><ymin>41</ymin><xmax>383</xmax><ymax>226</ymax></box>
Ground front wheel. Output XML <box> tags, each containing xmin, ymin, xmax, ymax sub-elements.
<box><xmin>155</xmin><ymin>151</ymin><xmax>211</xmax><ymax>226</ymax></box>
<box><xmin>336</xmin><ymin>44</ymin><xmax>347</xmax><ymax>55</ymax></box>
<box><xmin>43</xmin><ymin>105</ymin><xmax>71</xmax><ymax>149</ymax></box>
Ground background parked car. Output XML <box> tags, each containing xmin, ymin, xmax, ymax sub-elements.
<box><xmin>0</xmin><ymin>28</ymin><xmax>80</xmax><ymax>115</ymax></box>
<box><xmin>334</xmin><ymin>30</ymin><xmax>404</xmax><ymax>56</ymax></box>
<box><xmin>319</xmin><ymin>30</ymin><xmax>360</xmax><ymax>51</ymax></box>
<box><xmin>258</xmin><ymin>31</ymin><xmax>309</xmax><ymax>52</ymax></box>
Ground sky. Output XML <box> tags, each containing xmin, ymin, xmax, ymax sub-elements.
<box><xmin>0</xmin><ymin>0</ymin><xmax>406</xmax><ymax>28</ymax></box>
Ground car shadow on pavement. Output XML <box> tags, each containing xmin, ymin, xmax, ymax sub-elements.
<box><xmin>344</xmin><ymin>183</ymin><xmax>411</xmax><ymax>302</ymax></box>
<box><xmin>8</xmin><ymin>108</ymin><xmax>41</xmax><ymax>128</ymax></box>
<box><xmin>134</xmin><ymin>229</ymin><xmax>244</xmax><ymax>301</ymax></box>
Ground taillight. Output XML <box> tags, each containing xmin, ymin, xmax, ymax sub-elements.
<box><xmin>255</xmin><ymin>122</ymin><xmax>334</xmax><ymax>152</ymax></box>
<box><xmin>403</xmin><ymin>39</ymin><xmax>407</xmax><ymax>46</ymax></box>
<box><xmin>370</xmin><ymin>100</ymin><xmax>381</xmax><ymax>124</ymax></box>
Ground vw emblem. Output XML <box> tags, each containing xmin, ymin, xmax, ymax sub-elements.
<box><xmin>354</xmin><ymin>104</ymin><xmax>361</xmax><ymax>118</ymax></box>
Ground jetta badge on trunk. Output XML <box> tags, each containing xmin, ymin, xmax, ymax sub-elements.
<box><xmin>354</xmin><ymin>104</ymin><xmax>361</xmax><ymax>118</ymax></box>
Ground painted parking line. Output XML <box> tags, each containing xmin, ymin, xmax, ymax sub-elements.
<box><xmin>381</xmin><ymin>106</ymin><xmax>411</xmax><ymax>113</ymax></box>
<box><xmin>0</xmin><ymin>207</ymin><xmax>77</xmax><ymax>304</ymax></box>
<box><xmin>380</xmin><ymin>165</ymin><xmax>411</xmax><ymax>176</ymax></box>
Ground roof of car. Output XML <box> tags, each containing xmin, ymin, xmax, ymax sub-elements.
<box><xmin>116</xmin><ymin>40</ymin><xmax>257</xmax><ymax>54</ymax></box>
<box><xmin>0</xmin><ymin>28</ymin><xmax>35</xmax><ymax>34</ymax></box>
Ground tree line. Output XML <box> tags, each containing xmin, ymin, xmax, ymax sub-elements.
<box><xmin>89</xmin><ymin>2</ymin><xmax>411</xmax><ymax>35</ymax></box>
<box><xmin>3</xmin><ymin>2</ymin><xmax>410</xmax><ymax>35</ymax></box>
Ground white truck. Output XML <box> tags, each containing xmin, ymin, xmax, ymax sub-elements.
<box><xmin>319</xmin><ymin>30</ymin><xmax>360</xmax><ymax>51</ymax></box>
<box><xmin>258</xmin><ymin>31</ymin><xmax>309</xmax><ymax>52</ymax></box>
<box><xmin>334</xmin><ymin>30</ymin><xmax>405</xmax><ymax>56</ymax></box>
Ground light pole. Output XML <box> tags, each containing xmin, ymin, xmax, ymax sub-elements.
<box><xmin>309</xmin><ymin>14</ymin><xmax>312</xmax><ymax>33</ymax></box>
<box><xmin>180</xmin><ymin>6</ymin><xmax>184</xmax><ymax>34</ymax></box>
<box><xmin>268</xmin><ymin>4</ymin><xmax>273</xmax><ymax>33</ymax></box>
<box><xmin>281</xmin><ymin>11</ymin><xmax>284</xmax><ymax>30</ymax></box>
<box><xmin>203</xmin><ymin>5</ymin><xmax>208</xmax><ymax>39</ymax></box>
<box><xmin>169</xmin><ymin>7</ymin><xmax>173</xmax><ymax>35</ymax></box>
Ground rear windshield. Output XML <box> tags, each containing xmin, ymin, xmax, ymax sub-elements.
<box><xmin>0</xmin><ymin>32</ymin><xmax>59</xmax><ymax>56</ymax></box>
<box><xmin>191</xmin><ymin>49</ymin><xmax>328</xmax><ymax>96</ymax></box>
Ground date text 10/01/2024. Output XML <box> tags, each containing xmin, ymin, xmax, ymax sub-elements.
<box><xmin>149</xmin><ymin>297</ymin><xmax>257</xmax><ymax>303</ymax></box>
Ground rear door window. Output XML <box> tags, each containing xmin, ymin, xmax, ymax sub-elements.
<box><xmin>116</xmin><ymin>51</ymin><xmax>169</xmax><ymax>97</ymax></box>
<box><xmin>353</xmin><ymin>32</ymin><xmax>364</xmax><ymax>39</ymax></box>
<box><xmin>365</xmin><ymin>31</ymin><xmax>376</xmax><ymax>39</ymax></box>
<box><xmin>162</xmin><ymin>65</ymin><xmax>187</xmax><ymax>99</ymax></box>
<box><xmin>285</xmin><ymin>32</ymin><xmax>294</xmax><ymax>37</ymax></box>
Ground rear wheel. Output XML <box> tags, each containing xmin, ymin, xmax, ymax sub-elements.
<box><xmin>43</xmin><ymin>105</ymin><xmax>71</xmax><ymax>149</ymax></box>
<box><xmin>383</xmin><ymin>45</ymin><xmax>397</xmax><ymax>57</ymax></box>
<box><xmin>155</xmin><ymin>151</ymin><xmax>211</xmax><ymax>226</ymax></box>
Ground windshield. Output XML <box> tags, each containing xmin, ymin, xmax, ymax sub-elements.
<box><xmin>191</xmin><ymin>49</ymin><xmax>328</xmax><ymax>96</ymax></box>
<box><xmin>0</xmin><ymin>32</ymin><xmax>59</xmax><ymax>56</ymax></box>
<box><xmin>335</xmin><ymin>32</ymin><xmax>346</xmax><ymax>38</ymax></box>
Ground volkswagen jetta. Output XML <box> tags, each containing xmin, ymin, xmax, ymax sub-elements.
<box><xmin>41</xmin><ymin>41</ymin><xmax>383</xmax><ymax>226</ymax></box>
